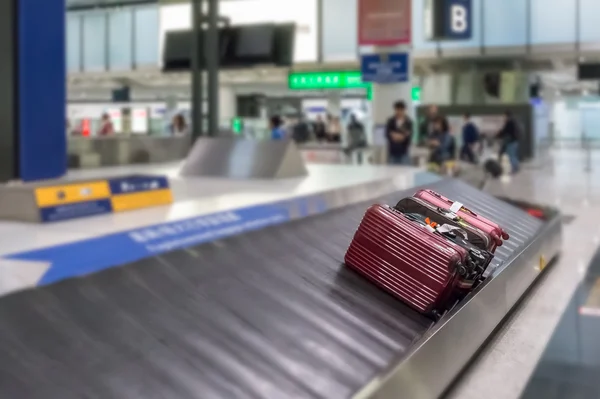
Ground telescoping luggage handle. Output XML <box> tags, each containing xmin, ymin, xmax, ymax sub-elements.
<box><xmin>446</xmin><ymin>200</ymin><xmax>510</xmax><ymax>241</ymax></box>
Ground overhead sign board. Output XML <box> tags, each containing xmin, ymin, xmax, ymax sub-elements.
<box><xmin>288</xmin><ymin>71</ymin><xmax>420</xmax><ymax>102</ymax></box>
<box><xmin>358</xmin><ymin>0</ymin><xmax>412</xmax><ymax>46</ymax></box>
<box><xmin>288</xmin><ymin>71</ymin><xmax>369</xmax><ymax>90</ymax></box>
<box><xmin>360</xmin><ymin>52</ymin><xmax>410</xmax><ymax>84</ymax></box>
<box><xmin>425</xmin><ymin>0</ymin><xmax>472</xmax><ymax>41</ymax></box>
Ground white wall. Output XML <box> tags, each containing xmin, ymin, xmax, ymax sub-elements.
<box><xmin>422</xmin><ymin>74</ymin><xmax>453</xmax><ymax>105</ymax></box>
<box><xmin>219</xmin><ymin>86</ymin><xmax>236</xmax><ymax>120</ymax></box>
<box><xmin>159</xmin><ymin>0</ymin><xmax>318</xmax><ymax>63</ymax></box>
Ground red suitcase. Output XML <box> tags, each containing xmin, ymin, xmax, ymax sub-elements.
<box><xmin>345</xmin><ymin>204</ymin><xmax>487</xmax><ymax>317</ymax></box>
<box><xmin>414</xmin><ymin>189</ymin><xmax>509</xmax><ymax>251</ymax></box>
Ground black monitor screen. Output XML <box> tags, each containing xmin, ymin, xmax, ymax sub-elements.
<box><xmin>578</xmin><ymin>63</ymin><xmax>600</xmax><ymax>81</ymax></box>
<box><xmin>235</xmin><ymin>25</ymin><xmax>275</xmax><ymax>58</ymax></box>
<box><xmin>163</xmin><ymin>30</ymin><xmax>192</xmax><ymax>70</ymax></box>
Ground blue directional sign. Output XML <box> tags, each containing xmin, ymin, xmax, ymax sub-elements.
<box><xmin>360</xmin><ymin>52</ymin><xmax>410</xmax><ymax>84</ymax></box>
<box><xmin>443</xmin><ymin>0</ymin><xmax>472</xmax><ymax>40</ymax></box>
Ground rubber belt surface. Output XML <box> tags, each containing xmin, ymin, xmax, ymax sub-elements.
<box><xmin>0</xmin><ymin>180</ymin><xmax>543</xmax><ymax>399</ymax></box>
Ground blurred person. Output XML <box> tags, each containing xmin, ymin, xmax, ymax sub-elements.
<box><xmin>98</xmin><ymin>113</ymin><xmax>114</xmax><ymax>136</ymax></box>
<box><xmin>313</xmin><ymin>114</ymin><xmax>327</xmax><ymax>142</ymax></box>
<box><xmin>418</xmin><ymin>105</ymin><xmax>438</xmax><ymax>146</ymax></box>
<box><xmin>427</xmin><ymin>116</ymin><xmax>454</xmax><ymax>165</ymax></box>
<box><xmin>460</xmin><ymin>113</ymin><xmax>480</xmax><ymax>164</ymax></box>
<box><xmin>171</xmin><ymin>114</ymin><xmax>189</xmax><ymax>136</ymax></box>
<box><xmin>327</xmin><ymin>116</ymin><xmax>342</xmax><ymax>143</ymax></box>
<box><xmin>292</xmin><ymin>114</ymin><xmax>312</xmax><ymax>143</ymax></box>
<box><xmin>345</xmin><ymin>114</ymin><xmax>367</xmax><ymax>151</ymax></box>
<box><xmin>270</xmin><ymin>115</ymin><xmax>286</xmax><ymax>140</ymax></box>
<box><xmin>496</xmin><ymin>111</ymin><xmax>520</xmax><ymax>173</ymax></box>
<box><xmin>385</xmin><ymin>100</ymin><xmax>413</xmax><ymax>165</ymax></box>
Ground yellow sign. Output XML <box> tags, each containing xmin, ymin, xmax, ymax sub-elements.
<box><xmin>35</xmin><ymin>181</ymin><xmax>111</xmax><ymax>207</ymax></box>
<box><xmin>110</xmin><ymin>189</ymin><xmax>173</xmax><ymax>212</ymax></box>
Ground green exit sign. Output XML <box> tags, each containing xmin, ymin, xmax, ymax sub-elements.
<box><xmin>288</xmin><ymin>71</ymin><xmax>421</xmax><ymax>103</ymax></box>
<box><xmin>412</xmin><ymin>86</ymin><xmax>421</xmax><ymax>101</ymax></box>
<box><xmin>231</xmin><ymin>117</ymin><xmax>243</xmax><ymax>134</ymax></box>
<box><xmin>288</xmin><ymin>71</ymin><xmax>369</xmax><ymax>90</ymax></box>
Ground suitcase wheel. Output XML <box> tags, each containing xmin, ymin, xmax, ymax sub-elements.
<box><xmin>501</xmin><ymin>231</ymin><xmax>510</xmax><ymax>240</ymax></box>
<box><xmin>458</xmin><ymin>265</ymin><xmax>467</xmax><ymax>277</ymax></box>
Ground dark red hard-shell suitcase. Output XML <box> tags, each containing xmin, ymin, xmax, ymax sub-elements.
<box><xmin>344</xmin><ymin>204</ymin><xmax>477</xmax><ymax>317</ymax></box>
<box><xmin>414</xmin><ymin>189</ymin><xmax>510</xmax><ymax>251</ymax></box>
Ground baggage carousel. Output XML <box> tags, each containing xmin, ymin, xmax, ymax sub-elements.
<box><xmin>0</xmin><ymin>180</ymin><xmax>561</xmax><ymax>399</ymax></box>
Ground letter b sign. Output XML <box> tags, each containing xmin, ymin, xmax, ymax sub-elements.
<box><xmin>445</xmin><ymin>0</ymin><xmax>471</xmax><ymax>39</ymax></box>
<box><xmin>450</xmin><ymin>5</ymin><xmax>467</xmax><ymax>33</ymax></box>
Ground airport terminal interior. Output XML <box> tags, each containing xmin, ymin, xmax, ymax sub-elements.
<box><xmin>2</xmin><ymin>0</ymin><xmax>600</xmax><ymax>398</ymax></box>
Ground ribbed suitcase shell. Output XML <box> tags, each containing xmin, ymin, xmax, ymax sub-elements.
<box><xmin>344</xmin><ymin>204</ymin><xmax>467</xmax><ymax>315</ymax></box>
<box><xmin>414</xmin><ymin>189</ymin><xmax>509</xmax><ymax>251</ymax></box>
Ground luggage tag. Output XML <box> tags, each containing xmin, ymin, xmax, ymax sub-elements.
<box><xmin>448</xmin><ymin>201</ymin><xmax>463</xmax><ymax>215</ymax></box>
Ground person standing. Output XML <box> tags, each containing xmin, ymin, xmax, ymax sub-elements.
<box><xmin>460</xmin><ymin>113</ymin><xmax>480</xmax><ymax>164</ymax></box>
<box><xmin>270</xmin><ymin>115</ymin><xmax>286</xmax><ymax>140</ymax></box>
<box><xmin>171</xmin><ymin>114</ymin><xmax>189</xmax><ymax>136</ymax></box>
<box><xmin>427</xmin><ymin>116</ymin><xmax>454</xmax><ymax>165</ymax></box>
<box><xmin>496</xmin><ymin>111</ymin><xmax>520</xmax><ymax>173</ymax></box>
<box><xmin>418</xmin><ymin>105</ymin><xmax>438</xmax><ymax>146</ymax></box>
<box><xmin>98</xmin><ymin>113</ymin><xmax>114</xmax><ymax>136</ymax></box>
<box><xmin>313</xmin><ymin>115</ymin><xmax>327</xmax><ymax>142</ymax></box>
<box><xmin>385</xmin><ymin>101</ymin><xmax>413</xmax><ymax>165</ymax></box>
<box><xmin>327</xmin><ymin>116</ymin><xmax>342</xmax><ymax>143</ymax></box>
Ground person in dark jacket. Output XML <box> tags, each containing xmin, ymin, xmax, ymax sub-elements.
<box><xmin>313</xmin><ymin>115</ymin><xmax>327</xmax><ymax>142</ymax></box>
<box><xmin>496</xmin><ymin>111</ymin><xmax>520</xmax><ymax>173</ymax></box>
<box><xmin>385</xmin><ymin>101</ymin><xmax>413</xmax><ymax>165</ymax></box>
<box><xmin>418</xmin><ymin>105</ymin><xmax>438</xmax><ymax>146</ymax></box>
<box><xmin>460</xmin><ymin>113</ymin><xmax>480</xmax><ymax>163</ymax></box>
<box><xmin>427</xmin><ymin>116</ymin><xmax>454</xmax><ymax>165</ymax></box>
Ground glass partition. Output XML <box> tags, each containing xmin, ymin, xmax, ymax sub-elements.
<box><xmin>531</xmin><ymin>0</ymin><xmax>576</xmax><ymax>44</ymax></box>
<box><xmin>108</xmin><ymin>9</ymin><xmax>133</xmax><ymax>70</ymax></box>
<box><xmin>82</xmin><ymin>12</ymin><xmax>106</xmax><ymax>71</ymax></box>
<box><xmin>67</xmin><ymin>14</ymin><xmax>81</xmax><ymax>72</ymax></box>
<box><xmin>134</xmin><ymin>6</ymin><xmax>160</xmax><ymax>67</ymax></box>
<box><xmin>482</xmin><ymin>0</ymin><xmax>527</xmax><ymax>47</ymax></box>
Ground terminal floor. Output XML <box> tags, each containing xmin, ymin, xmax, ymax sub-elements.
<box><xmin>0</xmin><ymin>163</ymin><xmax>410</xmax><ymax>256</ymax></box>
<box><xmin>448</xmin><ymin>148</ymin><xmax>600</xmax><ymax>399</ymax></box>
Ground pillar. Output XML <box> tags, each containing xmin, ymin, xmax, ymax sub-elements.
<box><xmin>370</xmin><ymin>45</ymin><xmax>413</xmax><ymax>145</ymax></box>
<box><xmin>326</xmin><ymin>91</ymin><xmax>342</xmax><ymax>117</ymax></box>
<box><xmin>190</xmin><ymin>0</ymin><xmax>204</xmax><ymax>140</ymax></box>
<box><xmin>219</xmin><ymin>86</ymin><xmax>236</xmax><ymax>121</ymax></box>
<box><xmin>0</xmin><ymin>0</ymin><xmax>66</xmax><ymax>182</ymax></box>
<box><xmin>205</xmin><ymin>0</ymin><xmax>219</xmax><ymax>135</ymax></box>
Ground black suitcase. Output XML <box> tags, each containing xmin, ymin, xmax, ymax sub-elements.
<box><xmin>484</xmin><ymin>159</ymin><xmax>502</xmax><ymax>178</ymax></box>
<box><xmin>395</xmin><ymin>197</ymin><xmax>494</xmax><ymax>253</ymax></box>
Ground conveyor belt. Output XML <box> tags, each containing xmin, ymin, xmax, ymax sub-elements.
<box><xmin>0</xmin><ymin>180</ymin><xmax>547</xmax><ymax>399</ymax></box>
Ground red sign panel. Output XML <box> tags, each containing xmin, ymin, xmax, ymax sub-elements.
<box><xmin>358</xmin><ymin>0</ymin><xmax>412</xmax><ymax>46</ymax></box>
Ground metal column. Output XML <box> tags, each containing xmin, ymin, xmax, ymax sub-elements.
<box><xmin>206</xmin><ymin>0</ymin><xmax>219</xmax><ymax>136</ymax></box>
<box><xmin>191</xmin><ymin>0</ymin><xmax>204</xmax><ymax>139</ymax></box>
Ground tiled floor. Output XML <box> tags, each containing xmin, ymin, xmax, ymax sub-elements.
<box><xmin>448</xmin><ymin>148</ymin><xmax>600</xmax><ymax>399</ymax></box>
